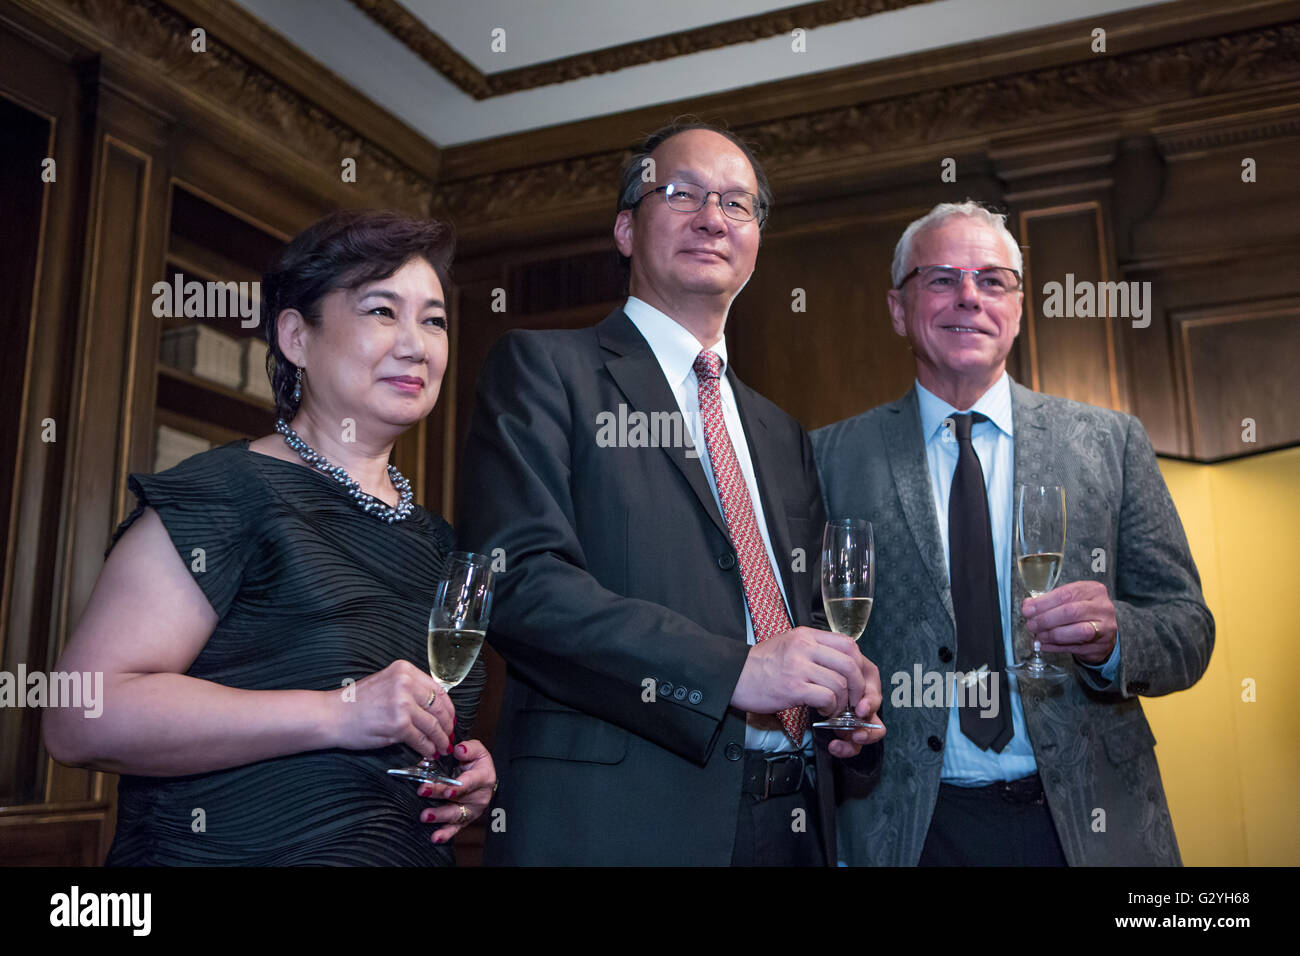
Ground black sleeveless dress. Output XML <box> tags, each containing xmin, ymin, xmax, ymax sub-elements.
<box><xmin>103</xmin><ymin>440</ymin><xmax>484</xmax><ymax>866</ymax></box>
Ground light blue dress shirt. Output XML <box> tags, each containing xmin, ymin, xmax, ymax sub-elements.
<box><xmin>914</xmin><ymin>374</ymin><xmax>1118</xmax><ymax>784</ymax></box>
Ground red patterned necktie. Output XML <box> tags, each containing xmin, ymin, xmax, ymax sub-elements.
<box><xmin>694</xmin><ymin>350</ymin><xmax>807</xmax><ymax>746</ymax></box>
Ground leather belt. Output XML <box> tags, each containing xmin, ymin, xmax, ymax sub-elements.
<box><xmin>741</xmin><ymin>751</ymin><xmax>808</xmax><ymax>800</ymax></box>
<box><xmin>941</xmin><ymin>772</ymin><xmax>1047</xmax><ymax>805</ymax></box>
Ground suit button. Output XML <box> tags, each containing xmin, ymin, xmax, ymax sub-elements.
<box><xmin>724</xmin><ymin>742</ymin><xmax>743</xmax><ymax>761</ymax></box>
<box><xmin>718</xmin><ymin>552</ymin><xmax>736</xmax><ymax>570</ymax></box>
<box><xmin>673</xmin><ymin>686</ymin><xmax>687</xmax><ymax>700</ymax></box>
<box><xmin>689</xmin><ymin>690</ymin><xmax>702</xmax><ymax>704</ymax></box>
<box><xmin>927</xmin><ymin>735</ymin><xmax>943</xmax><ymax>752</ymax></box>
<box><xmin>658</xmin><ymin>681</ymin><xmax>673</xmax><ymax>696</ymax></box>
<box><xmin>938</xmin><ymin>646</ymin><xmax>953</xmax><ymax>663</ymax></box>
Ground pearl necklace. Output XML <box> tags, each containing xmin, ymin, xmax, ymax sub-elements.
<box><xmin>275</xmin><ymin>419</ymin><xmax>414</xmax><ymax>523</ymax></box>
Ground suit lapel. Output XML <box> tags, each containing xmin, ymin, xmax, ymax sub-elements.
<box><xmin>883</xmin><ymin>388</ymin><xmax>955</xmax><ymax>627</ymax></box>
<box><xmin>598</xmin><ymin>311</ymin><xmax>728</xmax><ymax>539</ymax></box>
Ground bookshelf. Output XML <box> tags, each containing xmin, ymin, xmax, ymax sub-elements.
<box><xmin>151</xmin><ymin>185</ymin><xmax>287</xmax><ymax>466</ymax></box>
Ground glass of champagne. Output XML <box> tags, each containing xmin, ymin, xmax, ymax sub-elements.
<box><xmin>1008</xmin><ymin>485</ymin><xmax>1069</xmax><ymax>684</ymax></box>
<box><xmin>388</xmin><ymin>551</ymin><xmax>494</xmax><ymax>785</ymax></box>
<box><xmin>813</xmin><ymin>518</ymin><xmax>880</xmax><ymax>730</ymax></box>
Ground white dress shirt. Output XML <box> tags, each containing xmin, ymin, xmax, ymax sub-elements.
<box><xmin>624</xmin><ymin>297</ymin><xmax>812</xmax><ymax>754</ymax></box>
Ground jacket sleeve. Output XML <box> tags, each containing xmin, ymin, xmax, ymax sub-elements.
<box><xmin>456</xmin><ymin>332</ymin><xmax>751</xmax><ymax>766</ymax></box>
<box><xmin>1110</xmin><ymin>415</ymin><xmax>1215</xmax><ymax>697</ymax></box>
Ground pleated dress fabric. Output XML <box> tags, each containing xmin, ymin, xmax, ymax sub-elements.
<box><xmin>103</xmin><ymin>440</ymin><xmax>483</xmax><ymax>866</ymax></box>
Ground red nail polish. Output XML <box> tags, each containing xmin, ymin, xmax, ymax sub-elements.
<box><xmin>449</xmin><ymin>790</ymin><xmax>458</xmax><ymax>798</ymax></box>
<box><xmin>457</xmin><ymin>743</ymin><xmax>467</xmax><ymax>755</ymax></box>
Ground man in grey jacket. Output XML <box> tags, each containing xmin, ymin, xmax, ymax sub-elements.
<box><xmin>812</xmin><ymin>201</ymin><xmax>1212</xmax><ymax>865</ymax></box>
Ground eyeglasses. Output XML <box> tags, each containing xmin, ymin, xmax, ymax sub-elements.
<box><xmin>629</xmin><ymin>181</ymin><xmax>768</xmax><ymax>226</ymax></box>
<box><xmin>897</xmin><ymin>264</ymin><xmax>1022</xmax><ymax>296</ymax></box>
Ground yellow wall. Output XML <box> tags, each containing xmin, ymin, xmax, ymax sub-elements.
<box><xmin>1150</xmin><ymin>446</ymin><xmax>1300</xmax><ymax>866</ymax></box>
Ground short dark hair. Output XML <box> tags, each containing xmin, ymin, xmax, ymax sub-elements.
<box><xmin>614</xmin><ymin>120</ymin><xmax>773</xmax><ymax>283</ymax></box>
<box><xmin>261</xmin><ymin>209</ymin><xmax>455</xmax><ymax>420</ymax></box>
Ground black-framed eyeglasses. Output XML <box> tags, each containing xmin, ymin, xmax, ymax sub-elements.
<box><xmin>629</xmin><ymin>181</ymin><xmax>768</xmax><ymax>227</ymax></box>
<box><xmin>897</xmin><ymin>264</ymin><xmax>1022</xmax><ymax>296</ymax></box>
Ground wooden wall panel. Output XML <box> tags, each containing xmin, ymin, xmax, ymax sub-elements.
<box><xmin>728</xmin><ymin>213</ymin><xmax>917</xmax><ymax>431</ymax></box>
<box><xmin>1123</xmin><ymin>130</ymin><xmax>1300</xmax><ymax>458</ymax></box>
<box><xmin>0</xmin><ymin>98</ymin><xmax>53</xmax><ymax>808</ymax></box>
<box><xmin>60</xmin><ymin>138</ymin><xmax>150</xmax><ymax>644</ymax></box>
<box><xmin>0</xmin><ymin>18</ymin><xmax>87</xmax><ymax>817</ymax></box>
<box><xmin>1175</xmin><ymin>299</ymin><xmax>1300</xmax><ymax>461</ymax></box>
<box><xmin>1019</xmin><ymin>203</ymin><xmax>1123</xmax><ymax>412</ymax></box>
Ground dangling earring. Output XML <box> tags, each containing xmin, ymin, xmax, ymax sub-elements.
<box><xmin>292</xmin><ymin>366</ymin><xmax>303</xmax><ymax>405</ymax></box>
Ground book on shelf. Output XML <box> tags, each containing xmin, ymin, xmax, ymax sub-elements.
<box><xmin>243</xmin><ymin>338</ymin><xmax>276</xmax><ymax>403</ymax></box>
<box><xmin>160</xmin><ymin>324</ymin><xmax>244</xmax><ymax>390</ymax></box>
<box><xmin>153</xmin><ymin>423</ymin><xmax>211</xmax><ymax>473</ymax></box>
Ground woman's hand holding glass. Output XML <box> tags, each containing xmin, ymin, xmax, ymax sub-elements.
<box><xmin>416</xmin><ymin>739</ymin><xmax>497</xmax><ymax>844</ymax></box>
<box><xmin>329</xmin><ymin>659</ymin><xmax>455</xmax><ymax>759</ymax></box>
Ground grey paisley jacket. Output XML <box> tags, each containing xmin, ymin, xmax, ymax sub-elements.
<box><xmin>812</xmin><ymin>379</ymin><xmax>1213</xmax><ymax>866</ymax></box>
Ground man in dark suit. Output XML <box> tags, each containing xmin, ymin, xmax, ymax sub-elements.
<box><xmin>457</xmin><ymin>123</ymin><xmax>885</xmax><ymax>865</ymax></box>
<box><xmin>813</xmin><ymin>201</ymin><xmax>1213</xmax><ymax>865</ymax></box>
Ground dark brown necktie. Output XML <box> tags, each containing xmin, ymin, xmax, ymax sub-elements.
<box><xmin>948</xmin><ymin>412</ymin><xmax>1014</xmax><ymax>751</ymax></box>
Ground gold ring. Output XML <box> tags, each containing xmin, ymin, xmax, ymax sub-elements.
<box><xmin>1090</xmin><ymin>621</ymin><xmax>1100</xmax><ymax>637</ymax></box>
<box><xmin>425</xmin><ymin>688</ymin><xmax>439</xmax><ymax>709</ymax></box>
<box><xmin>457</xmin><ymin>804</ymin><xmax>469</xmax><ymax>824</ymax></box>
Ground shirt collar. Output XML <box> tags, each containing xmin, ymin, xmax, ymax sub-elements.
<box><xmin>915</xmin><ymin>371</ymin><xmax>1013</xmax><ymax>443</ymax></box>
<box><xmin>623</xmin><ymin>296</ymin><xmax>728</xmax><ymax>389</ymax></box>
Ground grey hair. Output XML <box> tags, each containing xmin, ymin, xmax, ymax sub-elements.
<box><xmin>890</xmin><ymin>201</ymin><xmax>1023</xmax><ymax>288</ymax></box>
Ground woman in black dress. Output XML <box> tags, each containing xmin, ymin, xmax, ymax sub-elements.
<box><xmin>44</xmin><ymin>210</ymin><xmax>495</xmax><ymax>865</ymax></box>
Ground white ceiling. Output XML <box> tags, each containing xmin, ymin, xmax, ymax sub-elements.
<box><xmin>228</xmin><ymin>0</ymin><xmax>1169</xmax><ymax>147</ymax></box>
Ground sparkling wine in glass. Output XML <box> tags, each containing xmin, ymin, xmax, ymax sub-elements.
<box><xmin>388</xmin><ymin>551</ymin><xmax>493</xmax><ymax>784</ymax></box>
<box><xmin>813</xmin><ymin>519</ymin><xmax>880</xmax><ymax>730</ymax></box>
<box><xmin>1008</xmin><ymin>485</ymin><xmax>1069</xmax><ymax>684</ymax></box>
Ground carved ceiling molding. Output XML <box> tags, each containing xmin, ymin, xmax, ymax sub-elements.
<box><xmin>346</xmin><ymin>0</ymin><xmax>939</xmax><ymax>100</ymax></box>
<box><xmin>1154</xmin><ymin>108</ymin><xmax>1300</xmax><ymax>158</ymax></box>
<box><xmin>44</xmin><ymin>0</ymin><xmax>434</xmax><ymax>213</ymax></box>
<box><xmin>434</xmin><ymin>22</ymin><xmax>1300</xmax><ymax>227</ymax></box>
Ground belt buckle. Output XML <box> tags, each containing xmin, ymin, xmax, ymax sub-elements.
<box><xmin>763</xmin><ymin>754</ymin><xmax>801</xmax><ymax>799</ymax></box>
<box><xmin>1000</xmin><ymin>774</ymin><xmax>1044</xmax><ymax>806</ymax></box>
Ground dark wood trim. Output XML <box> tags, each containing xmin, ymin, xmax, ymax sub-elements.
<box><xmin>440</xmin><ymin>0</ymin><xmax>1298</xmax><ymax>181</ymax></box>
<box><xmin>0</xmin><ymin>20</ymin><xmax>89</xmax><ymax>811</ymax></box>
<box><xmin>1155</xmin><ymin>440</ymin><xmax>1300</xmax><ymax>466</ymax></box>
<box><xmin>163</xmin><ymin>0</ymin><xmax>441</xmax><ymax>182</ymax></box>
<box><xmin>433</xmin><ymin>0</ymin><xmax>1300</xmax><ymax>258</ymax></box>
<box><xmin>347</xmin><ymin>0</ymin><xmax>938</xmax><ymax>100</ymax></box>
<box><xmin>6</xmin><ymin>0</ymin><xmax>437</xmax><ymax>213</ymax></box>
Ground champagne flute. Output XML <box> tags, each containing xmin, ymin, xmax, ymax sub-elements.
<box><xmin>1008</xmin><ymin>485</ymin><xmax>1069</xmax><ymax>684</ymax></box>
<box><xmin>813</xmin><ymin>519</ymin><xmax>882</xmax><ymax>730</ymax></box>
<box><xmin>388</xmin><ymin>551</ymin><xmax>494</xmax><ymax>784</ymax></box>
